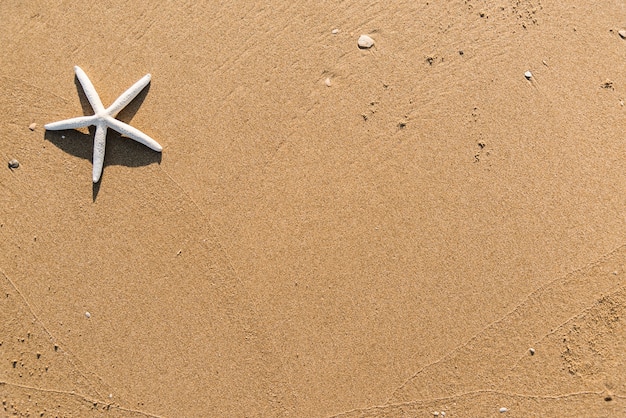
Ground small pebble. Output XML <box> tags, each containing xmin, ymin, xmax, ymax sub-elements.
<box><xmin>499</xmin><ymin>407</ymin><xmax>508</xmax><ymax>413</ymax></box>
<box><xmin>324</xmin><ymin>77</ymin><xmax>332</xmax><ymax>87</ymax></box>
<box><xmin>619</xmin><ymin>29</ymin><xmax>626</xmax><ymax>39</ymax></box>
<box><xmin>358</xmin><ymin>34</ymin><xmax>375</xmax><ymax>49</ymax></box>
<box><xmin>8</xmin><ymin>159</ymin><xmax>19</xmax><ymax>169</ymax></box>
<box><xmin>529</xmin><ymin>347</ymin><xmax>535</xmax><ymax>355</ymax></box>
<box><xmin>524</xmin><ymin>70</ymin><xmax>533</xmax><ymax>80</ymax></box>
<box><xmin>28</xmin><ymin>123</ymin><xmax>37</xmax><ymax>131</ymax></box>
<box><xmin>331</xmin><ymin>28</ymin><xmax>339</xmax><ymax>34</ymax></box>
<box><xmin>85</xmin><ymin>312</ymin><xmax>91</xmax><ymax>319</ymax></box>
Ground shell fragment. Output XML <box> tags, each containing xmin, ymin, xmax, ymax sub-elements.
<box><xmin>358</xmin><ymin>34</ymin><xmax>375</xmax><ymax>49</ymax></box>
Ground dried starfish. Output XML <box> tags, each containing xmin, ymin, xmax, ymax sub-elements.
<box><xmin>45</xmin><ymin>66</ymin><xmax>162</xmax><ymax>183</ymax></box>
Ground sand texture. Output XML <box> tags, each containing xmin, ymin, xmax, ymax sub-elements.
<box><xmin>2</xmin><ymin>0</ymin><xmax>626</xmax><ymax>416</ymax></box>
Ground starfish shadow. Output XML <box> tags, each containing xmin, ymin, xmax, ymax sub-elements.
<box><xmin>44</xmin><ymin>73</ymin><xmax>162</xmax><ymax>200</ymax></box>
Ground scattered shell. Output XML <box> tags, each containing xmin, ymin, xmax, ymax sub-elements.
<box><xmin>61</xmin><ymin>135</ymin><xmax>65</xmax><ymax>139</ymax></box>
<box><xmin>529</xmin><ymin>347</ymin><xmax>535</xmax><ymax>355</ymax></box>
<box><xmin>499</xmin><ymin>407</ymin><xmax>509</xmax><ymax>413</ymax></box>
<box><xmin>358</xmin><ymin>34</ymin><xmax>375</xmax><ymax>49</ymax></box>
<box><xmin>619</xmin><ymin>29</ymin><xmax>626</xmax><ymax>39</ymax></box>
<box><xmin>524</xmin><ymin>70</ymin><xmax>533</xmax><ymax>80</ymax></box>
<box><xmin>85</xmin><ymin>312</ymin><xmax>91</xmax><ymax>319</ymax></box>
<box><xmin>28</xmin><ymin>123</ymin><xmax>37</xmax><ymax>131</ymax></box>
<box><xmin>331</xmin><ymin>28</ymin><xmax>339</xmax><ymax>34</ymax></box>
<box><xmin>8</xmin><ymin>159</ymin><xmax>19</xmax><ymax>169</ymax></box>
<box><xmin>324</xmin><ymin>77</ymin><xmax>332</xmax><ymax>87</ymax></box>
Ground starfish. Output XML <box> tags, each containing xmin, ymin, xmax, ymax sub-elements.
<box><xmin>45</xmin><ymin>66</ymin><xmax>162</xmax><ymax>183</ymax></box>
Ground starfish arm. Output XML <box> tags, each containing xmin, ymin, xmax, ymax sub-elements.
<box><xmin>44</xmin><ymin>115</ymin><xmax>97</xmax><ymax>130</ymax></box>
<box><xmin>105</xmin><ymin>74</ymin><xmax>151</xmax><ymax>118</ymax></box>
<box><xmin>92</xmin><ymin>123</ymin><xmax>108</xmax><ymax>183</ymax></box>
<box><xmin>106</xmin><ymin>117</ymin><xmax>163</xmax><ymax>152</ymax></box>
<box><xmin>74</xmin><ymin>66</ymin><xmax>105</xmax><ymax>114</ymax></box>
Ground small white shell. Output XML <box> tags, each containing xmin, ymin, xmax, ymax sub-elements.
<box><xmin>85</xmin><ymin>312</ymin><xmax>91</xmax><ymax>318</ymax></box>
<box><xmin>358</xmin><ymin>34</ymin><xmax>375</xmax><ymax>49</ymax></box>
<box><xmin>324</xmin><ymin>77</ymin><xmax>331</xmax><ymax>87</ymax></box>
<box><xmin>619</xmin><ymin>29</ymin><xmax>626</xmax><ymax>39</ymax></box>
<box><xmin>331</xmin><ymin>28</ymin><xmax>339</xmax><ymax>34</ymax></box>
<box><xmin>524</xmin><ymin>70</ymin><xmax>533</xmax><ymax>79</ymax></box>
<box><xmin>499</xmin><ymin>407</ymin><xmax>508</xmax><ymax>413</ymax></box>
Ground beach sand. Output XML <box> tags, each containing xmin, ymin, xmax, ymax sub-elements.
<box><xmin>1</xmin><ymin>0</ymin><xmax>625</xmax><ymax>416</ymax></box>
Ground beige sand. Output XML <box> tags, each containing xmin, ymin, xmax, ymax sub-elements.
<box><xmin>1</xmin><ymin>0</ymin><xmax>625</xmax><ymax>416</ymax></box>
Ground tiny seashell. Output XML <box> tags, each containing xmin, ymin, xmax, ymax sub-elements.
<box><xmin>29</xmin><ymin>123</ymin><xmax>37</xmax><ymax>131</ymax></box>
<box><xmin>8</xmin><ymin>159</ymin><xmax>19</xmax><ymax>169</ymax></box>
<box><xmin>524</xmin><ymin>70</ymin><xmax>533</xmax><ymax>79</ymax></box>
<box><xmin>358</xmin><ymin>34</ymin><xmax>375</xmax><ymax>49</ymax></box>
<box><xmin>324</xmin><ymin>77</ymin><xmax>331</xmax><ymax>87</ymax></box>
<box><xmin>331</xmin><ymin>28</ymin><xmax>339</xmax><ymax>34</ymax></box>
<box><xmin>85</xmin><ymin>312</ymin><xmax>91</xmax><ymax>318</ymax></box>
<box><xmin>619</xmin><ymin>29</ymin><xmax>626</xmax><ymax>39</ymax></box>
<box><xmin>499</xmin><ymin>407</ymin><xmax>508</xmax><ymax>413</ymax></box>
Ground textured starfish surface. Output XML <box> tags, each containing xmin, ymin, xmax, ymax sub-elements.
<box><xmin>45</xmin><ymin>66</ymin><xmax>162</xmax><ymax>183</ymax></box>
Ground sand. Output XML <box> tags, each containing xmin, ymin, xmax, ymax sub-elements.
<box><xmin>1</xmin><ymin>0</ymin><xmax>625</xmax><ymax>416</ymax></box>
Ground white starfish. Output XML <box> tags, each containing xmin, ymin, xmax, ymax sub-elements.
<box><xmin>45</xmin><ymin>66</ymin><xmax>162</xmax><ymax>183</ymax></box>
